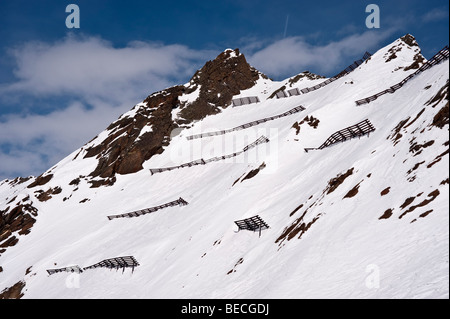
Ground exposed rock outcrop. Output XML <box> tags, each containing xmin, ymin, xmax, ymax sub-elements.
<box><xmin>84</xmin><ymin>49</ymin><xmax>264</xmax><ymax>178</ymax></box>
<box><xmin>0</xmin><ymin>203</ymin><xmax>38</xmax><ymax>256</ymax></box>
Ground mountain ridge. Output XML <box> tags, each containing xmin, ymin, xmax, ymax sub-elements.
<box><xmin>0</xmin><ymin>34</ymin><xmax>448</xmax><ymax>299</ymax></box>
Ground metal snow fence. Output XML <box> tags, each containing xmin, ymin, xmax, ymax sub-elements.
<box><xmin>232</xmin><ymin>96</ymin><xmax>260</xmax><ymax>107</ymax></box>
<box><xmin>287</xmin><ymin>88</ymin><xmax>301</xmax><ymax>96</ymax></box>
<box><xmin>107</xmin><ymin>198</ymin><xmax>188</xmax><ymax>220</ymax></box>
<box><xmin>305</xmin><ymin>119</ymin><xmax>375</xmax><ymax>152</ymax></box>
<box><xmin>186</xmin><ymin>106</ymin><xmax>305</xmax><ymax>140</ymax></box>
<box><xmin>234</xmin><ymin>215</ymin><xmax>270</xmax><ymax>237</ymax></box>
<box><xmin>83</xmin><ymin>256</ymin><xmax>140</xmax><ymax>273</ymax></box>
<box><xmin>276</xmin><ymin>90</ymin><xmax>289</xmax><ymax>99</ymax></box>
<box><xmin>47</xmin><ymin>265</ymin><xmax>83</xmax><ymax>276</ymax></box>
<box><xmin>242</xmin><ymin>136</ymin><xmax>270</xmax><ymax>152</ymax></box>
<box><xmin>149</xmin><ymin>136</ymin><xmax>270</xmax><ymax>175</ymax></box>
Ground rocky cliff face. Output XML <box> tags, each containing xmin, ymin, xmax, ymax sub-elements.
<box><xmin>176</xmin><ymin>49</ymin><xmax>264</xmax><ymax>122</ymax></box>
<box><xmin>0</xmin><ymin>178</ymin><xmax>37</xmax><ymax>257</ymax></box>
<box><xmin>84</xmin><ymin>49</ymin><xmax>264</xmax><ymax>179</ymax></box>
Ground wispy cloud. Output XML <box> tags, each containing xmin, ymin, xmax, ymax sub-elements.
<box><xmin>422</xmin><ymin>8</ymin><xmax>449</xmax><ymax>23</ymax></box>
<box><xmin>0</xmin><ymin>35</ymin><xmax>216</xmax><ymax>179</ymax></box>
<box><xmin>245</xmin><ymin>28</ymin><xmax>398</xmax><ymax>78</ymax></box>
<box><xmin>3</xmin><ymin>34</ymin><xmax>215</xmax><ymax>103</ymax></box>
<box><xmin>0</xmin><ymin>101</ymin><xmax>125</xmax><ymax>179</ymax></box>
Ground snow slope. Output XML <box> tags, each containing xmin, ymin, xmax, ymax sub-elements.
<box><xmin>0</xmin><ymin>35</ymin><xmax>448</xmax><ymax>299</ymax></box>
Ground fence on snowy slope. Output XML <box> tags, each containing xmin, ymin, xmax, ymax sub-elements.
<box><xmin>274</xmin><ymin>52</ymin><xmax>372</xmax><ymax>99</ymax></box>
<box><xmin>107</xmin><ymin>198</ymin><xmax>188</xmax><ymax>220</ymax></box>
<box><xmin>46</xmin><ymin>265</ymin><xmax>83</xmax><ymax>275</ymax></box>
<box><xmin>186</xmin><ymin>105</ymin><xmax>305</xmax><ymax>140</ymax></box>
<box><xmin>234</xmin><ymin>215</ymin><xmax>270</xmax><ymax>237</ymax></box>
<box><xmin>304</xmin><ymin>119</ymin><xmax>375</xmax><ymax>152</ymax></box>
<box><xmin>149</xmin><ymin>136</ymin><xmax>270</xmax><ymax>175</ymax></box>
<box><xmin>83</xmin><ymin>256</ymin><xmax>140</xmax><ymax>273</ymax></box>
<box><xmin>46</xmin><ymin>256</ymin><xmax>140</xmax><ymax>275</ymax></box>
<box><xmin>355</xmin><ymin>45</ymin><xmax>449</xmax><ymax>106</ymax></box>
<box><xmin>232</xmin><ymin>96</ymin><xmax>260</xmax><ymax>107</ymax></box>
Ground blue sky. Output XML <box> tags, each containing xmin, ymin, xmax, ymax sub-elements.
<box><xmin>0</xmin><ymin>0</ymin><xmax>448</xmax><ymax>180</ymax></box>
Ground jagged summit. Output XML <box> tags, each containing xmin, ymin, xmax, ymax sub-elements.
<box><xmin>222</xmin><ymin>48</ymin><xmax>243</xmax><ymax>58</ymax></box>
<box><xmin>382</xmin><ymin>33</ymin><xmax>426</xmax><ymax>70</ymax></box>
<box><xmin>401</xmin><ymin>33</ymin><xmax>420</xmax><ymax>47</ymax></box>
<box><xmin>177</xmin><ymin>47</ymin><xmax>265</xmax><ymax>121</ymax></box>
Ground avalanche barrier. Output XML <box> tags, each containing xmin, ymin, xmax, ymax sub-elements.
<box><xmin>83</xmin><ymin>256</ymin><xmax>140</xmax><ymax>273</ymax></box>
<box><xmin>46</xmin><ymin>265</ymin><xmax>83</xmax><ymax>276</ymax></box>
<box><xmin>304</xmin><ymin>119</ymin><xmax>375</xmax><ymax>152</ymax></box>
<box><xmin>149</xmin><ymin>136</ymin><xmax>270</xmax><ymax>175</ymax></box>
<box><xmin>47</xmin><ymin>256</ymin><xmax>140</xmax><ymax>275</ymax></box>
<box><xmin>232</xmin><ymin>96</ymin><xmax>260</xmax><ymax>107</ymax></box>
<box><xmin>107</xmin><ymin>198</ymin><xmax>188</xmax><ymax>220</ymax></box>
<box><xmin>186</xmin><ymin>105</ymin><xmax>305</xmax><ymax>140</ymax></box>
<box><xmin>234</xmin><ymin>215</ymin><xmax>270</xmax><ymax>237</ymax></box>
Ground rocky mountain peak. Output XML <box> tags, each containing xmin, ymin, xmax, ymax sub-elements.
<box><xmin>82</xmin><ymin>48</ymin><xmax>265</xmax><ymax>179</ymax></box>
<box><xmin>176</xmin><ymin>48</ymin><xmax>265</xmax><ymax>122</ymax></box>
<box><xmin>400</xmin><ymin>34</ymin><xmax>419</xmax><ymax>47</ymax></box>
<box><xmin>383</xmin><ymin>34</ymin><xmax>425</xmax><ymax>70</ymax></box>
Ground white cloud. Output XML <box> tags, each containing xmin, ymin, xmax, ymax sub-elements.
<box><xmin>3</xmin><ymin>34</ymin><xmax>215</xmax><ymax>102</ymax></box>
<box><xmin>0</xmin><ymin>150</ymin><xmax>44</xmax><ymax>180</ymax></box>
<box><xmin>246</xmin><ymin>29</ymin><xmax>398</xmax><ymax>77</ymax></box>
<box><xmin>0</xmin><ymin>101</ymin><xmax>126</xmax><ymax>179</ymax></box>
<box><xmin>0</xmin><ymin>35</ymin><xmax>217</xmax><ymax>180</ymax></box>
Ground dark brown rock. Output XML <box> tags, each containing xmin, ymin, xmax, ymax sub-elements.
<box><xmin>404</xmin><ymin>53</ymin><xmax>426</xmax><ymax>71</ymax></box>
<box><xmin>379</xmin><ymin>208</ymin><xmax>394</xmax><ymax>220</ymax></box>
<box><xmin>343</xmin><ymin>181</ymin><xmax>362</xmax><ymax>199</ymax></box>
<box><xmin>0</xmin><ymin>204</ymin><xmax>37</xmax><ymax>256</ymax></box>
<box><xmin>400</xmin><ymin>34</ymin><xmax>419</xmax><ymax>47</ymax></box>
<box><xmin>89</xmin><ymin>177</ymin><xmax>117</xmax><ymax>188</ymax></box>
<box><xmin>0</xmin><ymin>281</ymin><xmax>26</xmax><ymax>299</ymax></box>
<box><xmin>85</xmin><ymin>85</ymin><xmax>184</xmax><ymax>178</ymax></box>
<box><xmin>241</xmin><ymin>163</ymin><xmax>266</xmax><ymax>183</ymax></box>
<box><xmin>431</xmin><ymin>102</ymin><xmax>449</xmax><ymax>129</ymax></box>
<box><xmin>27</xmin><ymin>174</ymin><xmax>53</xmax><ymax>189</ymax></box>
<box><xmin>8</xmin><ymin>177</ymin><xmax>32</xmax><ymax>187</ymax></box>
<box><xmin>300</xmin><ymin>115</ymin><xmax>320</xmax><ymax>129</ymax></box>
<box><xmin>35</xmin><ymin>186</ymin><xmax>62</xmax><ymax>202</ymax></box>
<box><xmin>399</xmin><ymin>189</ymin><xmax>440</xmax><ymax>219</ymax></box>
<box><xmin>388</xmin><ymin>118</ymin><xmax>411</xmax><ymax>146</ymax></box>
<box><xmin>380</xmin><ymin>187</ymin><xmax>391</xmax><ymax>196</ymax></box>
<box><xmin>426</xmin><ymin>80</ymin><xmax>449</xmax><ymax>109</ymax></box>
<box><xmin>325</xmin><ymin>168</ymin><xmax>354</xmax><ymax>195</ymax></box>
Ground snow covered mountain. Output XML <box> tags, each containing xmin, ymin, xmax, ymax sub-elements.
<box><xmin>0</xmin><ymin>34</ymin><xmax>448</xmax><ymax>299</ymax></box>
